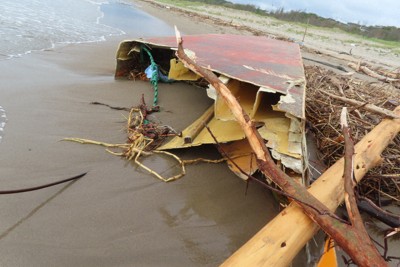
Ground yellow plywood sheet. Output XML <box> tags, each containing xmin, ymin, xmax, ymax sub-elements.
<box><xmin>258</xmin><ymin>117</ymin><xmax>301</xmax><ymax>159</ymax></box>
<box><xmin>218</xmin><ymin>139</ymin><xmax>257</xmax><ymax>180</ymax></box>
<box><xmin>157</xmin><ymin>116</ymin><xmax>245</xmax><ymax>150</ymax></box>
<box><xmin>159</xmin><ymin>79</ymin><xmax>301</xmax><ymax>160</ymax></box>
<box><xmin>215</xmin><ymin>79</ymin><xmax>259</xmax><ymax>121</ymax></box>
<box><xmin>115</xmin><ymin>36</ymin><xmax>306</xmax><ymax>178</ymax></box>
<box><xmin>250</xmin><ymin>89</ymin><xmax>302</xmax><ymax>159</ymax></box>
<box><xmin>168</xmin><ymin>59</ymin><xmax>200</xmax><ymax>81</ymax></box>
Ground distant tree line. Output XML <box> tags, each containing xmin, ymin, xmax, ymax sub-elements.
<box><xmin>185</xmin><ymin>0</ymin><xmax>400</xmax><ymax>42</ymax></box>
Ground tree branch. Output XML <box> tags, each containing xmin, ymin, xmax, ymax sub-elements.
<box><xmin>341</xmin><ymin>107</ymin><xmax>380</xmax><ymax>253</ymax></box>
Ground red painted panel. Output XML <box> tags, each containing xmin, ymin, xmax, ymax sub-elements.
<box><xmin>137</xmin><ymin>34</ymin><xmax>304</xmax><ymax>94</ymax></box>
<box><xmin>133</xmin><ymin>34</ymin><xmax>305</xmax><ymax>117</ymax></box>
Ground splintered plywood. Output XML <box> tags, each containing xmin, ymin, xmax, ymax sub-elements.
<box><xmin>218</xmin><ymin>139</ymin><xmax>258</xmax><ymax>180</ymax></box>
<box><xmin>215</xmin><ymin>79</ymin><xmax>259</xmax><ymax>121</ymax></box>
<box><xmin>158</xmin><ymin>116</ymin><xmax>245</xmax><ymax>150</ymax></box>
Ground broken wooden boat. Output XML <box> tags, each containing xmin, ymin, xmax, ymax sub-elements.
<box><xmin>115</xmin><ymin>34</ymin><xmax>308</xmax><ymax>182</ymax></box>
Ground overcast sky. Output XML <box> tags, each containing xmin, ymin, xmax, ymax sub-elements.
<box><xmin>229</xmin><ymin>0</ymin><xmax>400</xmax><ymax>27</ymax></box>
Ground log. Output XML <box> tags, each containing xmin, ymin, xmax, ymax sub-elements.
<box><xmin>222</xmin><ymin>106</ymin><xmax>400</xmax><ymax>266</ymax></box>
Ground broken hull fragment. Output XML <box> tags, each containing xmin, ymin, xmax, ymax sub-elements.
<box><xmin>115</xmin><ymin>34</ymin><xmax>307</xmax><ymax>180</ymax></box>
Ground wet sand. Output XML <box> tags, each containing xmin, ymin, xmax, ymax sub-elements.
<box><xmin>0</xmin><ymin>2</ymin><xmax>281</xmax><ymax>267</ymax></box>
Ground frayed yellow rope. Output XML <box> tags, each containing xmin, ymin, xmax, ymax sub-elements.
<box><xmin>63</xmin><ymin>107</ymin><xmax>187</xmax><ymax>182</ymax></box>
<box><xmin>63</xmin><ymin>136</ymin><xmax>184</xmax><ymax>182</ymax></box>
<box><xmin>62</xmin><ymin>107</ymin><xmax>232</xmax><ymax>182</ymax></box>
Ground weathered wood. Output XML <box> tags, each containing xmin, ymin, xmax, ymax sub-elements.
<box><xmin>341</xmin><ymin>107</ymin><xmax>380</xmax><ymax>263</ymax></box>
<box><xmin>321</xmin><ymin>90</ymin><xmax>400</xmax><ymax>119</ymax></box>
<box><xmin>222</xmin><ymin>107</ymin><xmax>400</xmax><ymax>266</ymax></box>
<box><xmin>174</xmin><ymin>28</ymin><xmax>392</xmax><ymax>266</ymax></box>
<box><xmin>183</xmin><ymin>105</ymin><xmax>214</xmax><ymax>143</ymax></box>
<box><xmin>358</xmin><ymin>197</ymin><xmax>400</xmax><ymax>228</ymax></box>
<box><xmin>348</xmin><ymin>62</ymin><xmax>399</xmax><ymax>82</ymax></box>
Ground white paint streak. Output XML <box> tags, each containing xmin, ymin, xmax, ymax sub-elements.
<box><xmin>243</xmin><ymin>65</ymin><xmax>293</xmax><ymax>80</ymax></box>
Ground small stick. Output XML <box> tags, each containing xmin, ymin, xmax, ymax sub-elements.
<box><xmin>90</xmin><ymin>101</ymin><xmax>131</xmax><ymax>111</ymax></box>
<box><xmin>0</xmin><ymin>172</ymin><xmax>87</xmax><ymax>194</ymax></box>
<box><xmin>183</xmin><ymin>105</ymin><xmax>214</xmax><ymax>143</ymax></box>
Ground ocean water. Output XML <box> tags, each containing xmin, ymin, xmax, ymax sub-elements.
<box><xmin>0</xmin><ymin>0</ymin><xmax>118</xmax><ymax>59</ymax></box>
<box><xmin>0</xmin><ymin>0</ymin><xmax>174</xmax><ymax>143</ymax></box>
<box><xmin>0</xmin><ymin>0</ymin><xmax>174</xmax><ymax>60</ymax></box>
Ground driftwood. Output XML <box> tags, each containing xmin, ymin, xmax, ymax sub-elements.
<box><xmin>174</xmin><ymin>27</ymin><xmax>394</xmax><ymax>266</ymax></box>
<box><xmin>320</xmin><ymin>90</ymin><xmax>400</xmax><ymax>119</ymax></box>
<box><xmin>375</xmin><ymin>68</ymin><xmax>400</xmax><ymax>80</ymax></box>
<box><xmin>348</xmin><ymin>62</ymin><xmax>400</xmax><ymax>83</ymax></box>
<box><xmin>305</xmin><ymin>65</ymin><xmax>400</xmax><ymax>205</ymax></box>
<box><xmin>358</xmin><ymin>197</ymin><xmax>400</xmax><ymax>228</ymax></box>
<box><xmin>341</xmin><ymin>107</ymin><xmax>381</xmax><ymax>263</ymax></box>
<box><xmin>183</xmin><ymin>105</ymin><xmax>214</xmax><ymax>143</ymax></box>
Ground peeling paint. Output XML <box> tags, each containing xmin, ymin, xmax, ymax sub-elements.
<box><xmin>243</xmin><ymin>65</ymin><xmax>294</xmax><ymax>80</ymax></box>
<box><xmin>279</xmin><ymin>93</ymin><xmax>296</xmax><ymax>104</ymax></box>
<box><xmin>207</xmin><ymin>75</ymin><xmax>229</xmax><ymax>100</ymax></box>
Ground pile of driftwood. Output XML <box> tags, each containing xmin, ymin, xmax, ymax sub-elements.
<box><xmin>305</xmin><ymin>65</ymin><xmax>400</xmax><ymax>204</ymax></box>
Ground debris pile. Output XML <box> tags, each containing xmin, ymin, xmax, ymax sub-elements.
<box><xmin>305</xmin><ymin>65</ymin><xmax>400</xmax><ymax>204</ymax></box>
<box><xmin>115</xmin><ymin>35</ymin><xmax>308</xmax><ymax>180</ymax></box>
<box><xmin>65</xmin><ymin>96</ymin><xmax>187</xmax><ymax>182</ymax></box>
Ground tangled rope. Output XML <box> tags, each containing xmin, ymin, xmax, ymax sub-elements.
<box><xmin>64</xmin><ymin>95</ymin><xmax>248</xmax><ymax>182</ymax></box>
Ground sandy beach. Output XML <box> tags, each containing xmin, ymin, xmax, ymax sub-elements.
<box><xmin>0</xmin><ymin>1</ymin><xmax>285</xmax><ymax>266</ymax></box>
<box><xmin>1</xmin><ymin>0</ymin><xmax>398</xmax><ymax>266</ymax></box>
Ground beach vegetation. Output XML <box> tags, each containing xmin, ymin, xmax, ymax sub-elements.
<box><xmin>173</xmin><ymin>0</ymin><xmax>400</xmax><ymax>43</ymax></box>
